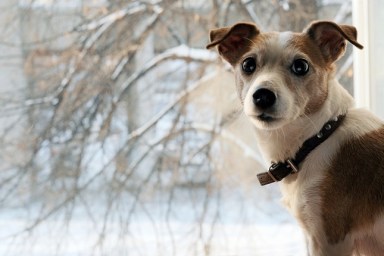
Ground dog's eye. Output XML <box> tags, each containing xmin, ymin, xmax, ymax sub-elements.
<box><xmin>291</xmin><ymin>59</ymin><xmax>309</xmax><ymax>76</ymax></box>
<box><xmin>242</xmin><ymin>57</ymin><xmax>256</xmax><ymax>74</ymax></box>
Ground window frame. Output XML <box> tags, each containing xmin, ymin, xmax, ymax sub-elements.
<box><xmin>352</xmin><ymin>0</ymin><xmax>371</xmax><ymax>110</ymax></box>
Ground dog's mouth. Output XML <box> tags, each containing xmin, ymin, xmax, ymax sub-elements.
<box><xmin>257</xmin><ymin>113</ymin><xmax>276</xmax><ymax>122</ymax></box>
<box><xmin>247</xmin><ymin>112</ymin><xmax>285</xmax><ymax>130</ymax></box>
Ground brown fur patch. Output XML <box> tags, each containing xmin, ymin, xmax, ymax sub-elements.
<box><xmin>286</xmin><ymin>33</ymin><xmax>331</xmax><ymax>115</ymax></box>
<box><xmin>320</xmin><ymin>126</ymin><xmax>384</xmax><ymax>244</ymax></box>
<box><xmin>207</xmin><ymin>23</ymin><xmax>260</xmax><ymax>65</ymax></box>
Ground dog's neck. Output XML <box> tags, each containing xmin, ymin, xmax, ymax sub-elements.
<box><xmin>254</xmin><ymin>78</ymin><xmax>354</xmax><ymax>163</ymax></box>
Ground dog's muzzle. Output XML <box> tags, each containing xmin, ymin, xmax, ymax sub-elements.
<box><xmin>252</xmin><ymin>88</ymin><xmax>277</xmax><ymax>122</ymax></box>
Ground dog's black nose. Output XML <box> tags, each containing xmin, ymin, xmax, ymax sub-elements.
<box><xmin>253</xmin><ymin>88</ymin><xmax>276</xmax><ymax>109</ymax></box>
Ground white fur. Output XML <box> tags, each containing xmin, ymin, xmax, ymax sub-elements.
<box><xmin>279</xmin><ymin>31</ymin><xmax>294</xmax><ymax>48</ymax></box>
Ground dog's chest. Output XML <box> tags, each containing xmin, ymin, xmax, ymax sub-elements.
<box><xmin>277</xmin><ymin>141</ymin><xmax>339</xmax><ymax>230</ymax></box>
<box><xmin>279</xmin><ymin>161</ymin><xmax>325</xmax><ymax>226</ymax></box>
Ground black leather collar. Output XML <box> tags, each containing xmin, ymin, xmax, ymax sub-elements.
<box><xmin>257</xmin><ymin>114</ymin><xmax>346</xmax><ymax>186</ymax></box>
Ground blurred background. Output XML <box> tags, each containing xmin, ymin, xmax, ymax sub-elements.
<box><xmin>0</xmin><ymin>0</ymin><xmax>370</xmax><ymax>255</ymax></box>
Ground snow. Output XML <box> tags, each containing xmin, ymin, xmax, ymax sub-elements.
<box><xmin>114</xmin><ymin>45</ymin><xmax>217</xmax><ymax>104</ymax></box>
<box><xmin>0</xmin><ymin>218</ymin><xmax>306</xmax><ymax>256</ymax></box>
<box><xmin>0</xmin><ymin>188</ymin><xmax>307</xmax><ymax>256</ymax></box>
<box><xmin>19</xmin><ymin>0</ymin><xmax>108</xmax><ymax>10</ymax></box>
<box><xmin>76</xmin><ymin>1</ymin><xmax>162</xmax><ymax>32</ymax></box>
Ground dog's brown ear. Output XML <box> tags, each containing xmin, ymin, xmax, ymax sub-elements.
<box><xmin>304</xmin><ymin>21</ymin><xmax>363</xmax><ymax>63</ymax></box>
<box><xmin>206</xmin><ymin>23</ymin><xmax>259</xmax><ymax>65</ymax></box>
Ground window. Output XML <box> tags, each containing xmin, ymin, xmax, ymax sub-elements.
<box><xmin>353</xmin><ymin>0</ymin><xmax>384</xmax><ymax>118</ymax></box>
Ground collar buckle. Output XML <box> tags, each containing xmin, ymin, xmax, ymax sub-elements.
<box><xmin>257</xmin><ymin>161</ymin><xmax>293</xmax><ymax>186</ymax></box>
<box><xmin>286</xmin><ymin>159</ymin><xmax>299</xmax><ymax>173</ymax></box>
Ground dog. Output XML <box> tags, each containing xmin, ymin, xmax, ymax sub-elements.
<box><xmin>206</xmin><ymin>21</ymin><xmax>384</xmax><ymax>255</ymax></box>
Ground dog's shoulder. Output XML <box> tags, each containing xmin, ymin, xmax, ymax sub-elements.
<box><xmin>320</xmin><ymin>109</ymin><xmax>384</xmax><ymax>244</ymax></box>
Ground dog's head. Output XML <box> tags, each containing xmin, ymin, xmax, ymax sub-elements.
<box><xmin>207</xmin><ymin>21</ymin><xmax>363</xmax><ymax>130</ymax></box>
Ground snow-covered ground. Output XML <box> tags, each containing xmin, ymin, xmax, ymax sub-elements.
<box><xmin>0</xmin><ymin>189</ymin><xmax>307</xmax><ymax>256</ymax></box>
<box><xmin>0</xmin><ymin>218</ymin><xmax>306</xmax><ymax>256</ymax></box>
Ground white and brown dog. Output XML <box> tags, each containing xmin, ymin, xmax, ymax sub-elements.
<box><xmin>207</xmin><ymin>21</ymin><xmax>384</xmax><ymax>255</ymax></box>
